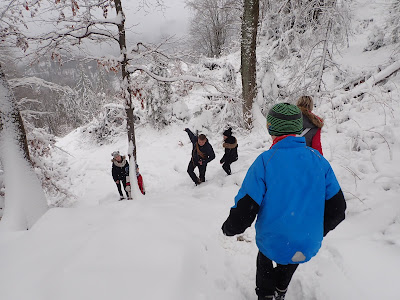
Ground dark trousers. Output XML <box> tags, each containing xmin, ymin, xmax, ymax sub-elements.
<box><xmin>222</xmin><ymin>162</ymin><xmax>231</xmax><ymax>175</ymax></box>
<box><xmin>187</xmin><ymin>160</ymin><xmax>207</xmax><ymax>183</ymax></box>
<box><xmin>116</xmin><ymin>178</ymin><xmax>128</xmax><ymax>197</ymax></box>
<box><xmin>256</xmin><ymin>251</ymin><xmax>299</xmax><ymax>297</ymax></box>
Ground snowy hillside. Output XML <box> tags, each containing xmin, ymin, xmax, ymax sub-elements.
<box><xmin>1</xmin><ymin>0</ymin><xmax>400</xmax><ymax>299</ymax></box>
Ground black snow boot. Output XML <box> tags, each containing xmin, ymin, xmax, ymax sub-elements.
<box><xmin>275</xmin><ymin>288</ymin><xmax>287</xmax><ymax>300</ymax></box>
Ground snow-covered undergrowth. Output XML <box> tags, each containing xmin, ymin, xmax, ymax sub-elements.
<box><xmin>0</xmin><ymin>85</ymin><xmax>398</xmax><ymax>299</ymax></box>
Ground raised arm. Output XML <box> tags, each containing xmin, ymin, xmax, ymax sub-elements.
<box><xmin>184</xmin><ymin>128</ymin><xmax>197</xmax><ymax>144</ymax></box>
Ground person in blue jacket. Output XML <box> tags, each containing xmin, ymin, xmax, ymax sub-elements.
<box><xmin>221</xmin><ymin>103</ymin><xmax>346</xmax><ymax>300</ymax></box>
<box><xmin>184</xmin><ymin>128</ymin><xmax>216</xmax><ymax>185</ymax></box>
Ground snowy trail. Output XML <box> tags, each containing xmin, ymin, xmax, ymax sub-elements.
<box><xmin>1</xmin><ymin>118</ymin><xmax>398</xmax><ymax>299</ymax></box>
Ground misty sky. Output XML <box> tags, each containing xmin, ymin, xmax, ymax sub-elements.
<box><xmin>125</xmin><ymin>0</ymin><xmax>190</xmax><ymax>43</ymax></box>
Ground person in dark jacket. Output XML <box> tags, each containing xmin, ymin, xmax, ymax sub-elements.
<box><xmin>297</xmin><ymin>96</ymin><xmax>324</xmax><ymax>155</ymax></box>
<box><xmin>220</xmin><ymin>127</ymin><xmax>238</xmax><ymax>175</ymax></box>
<box><xmin>184</xmin><ymin>128</ymin><xmax>215</xmax><ymax>185</ymax></box>
<box><xmin>221</xmin><ymin>103</ymin><xmax>346</xmax><ymax>300</ymax></box>
<box><xmin>111</xmin><ymin>151</ymin><xmax>131</xmax><ymax>200</ymax></box>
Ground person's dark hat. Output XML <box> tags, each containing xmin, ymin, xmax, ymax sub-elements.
<box><xmin>267</xmin><ymin>103</ymin><xmax>303</xmax><ymax>136</ymax></box>
<box><xmin>223</xmin><ymin>127</ymin><xmax>232</xmax><ymax>137</ymax></box>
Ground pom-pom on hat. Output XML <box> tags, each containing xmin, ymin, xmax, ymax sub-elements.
<box><xmin>111</xmin><ymin>151</ymin><xmax>121</xmax><ymax>158</ymax></box>
<box><xmin>267</xmin><ymin>103</ymin><xmax>303</xmax><ymax>136</ymax></box>
<box><xmin>223</xmin><ymin>127</ymin><xmax>232</xmax><ymax>137</ymax></box>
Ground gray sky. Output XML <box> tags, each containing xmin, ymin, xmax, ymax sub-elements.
<box><xmin>124</xmin><ymin>0</ymin><xmax>190</xmax><ymax>43</ymax></box>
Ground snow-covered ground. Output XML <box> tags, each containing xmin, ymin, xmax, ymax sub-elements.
<box><xmin>1</xmin><ymin>0</ymin><xmax>400</xmax><ymax>299</ymax></box>
<box><xmin>0</xmin><ymin>99</ymin><xmax>399</xmax><ymax>300</ymax></box>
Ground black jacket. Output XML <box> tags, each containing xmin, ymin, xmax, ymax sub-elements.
<box><xmin>185</xmin><ymin>129</ymin><xmax>215</xmax><ymax>165</ymax></box>
<box><xmin>220</xmin><ymin>136</ymin><xmax>238</xmax><ymax>164</ymax></box>
<box><xmin>112</xmin><ymin>157</ymin><xmax>129</xmax><ymax>181</ymax></box>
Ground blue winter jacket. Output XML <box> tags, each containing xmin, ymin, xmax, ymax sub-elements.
<box><xmin>233</xmin><ymin>136</ymin><xmax>341</xmax><ymax>264</ymax></box>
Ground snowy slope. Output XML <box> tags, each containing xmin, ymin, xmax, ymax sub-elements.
<box><xmin>1</xmin><ymin>0</ymin><xmax>400</xmax><ymax>299</ymax></box>
<box><xmin>0</xmin><ymin>105</ymin><xmax>399</xmax><ymax>300</ymax></box>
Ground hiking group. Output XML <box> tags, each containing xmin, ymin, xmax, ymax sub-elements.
<box><xmin>111</xmin><ymin>96</ymin><xmax>346</xmax><ymax>300</ymax></box>
<box><xmin>184</xmin><ymin>126</ymin><xmax>239</xmax><ymax>185</ymax></box>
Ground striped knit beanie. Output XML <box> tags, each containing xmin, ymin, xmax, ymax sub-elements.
<box><xmin>267</xmin><ymin>103</ymin><xmax>303</xmax><ymax>136</ymax></box>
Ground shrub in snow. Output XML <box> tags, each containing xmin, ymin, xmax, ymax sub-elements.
<box><xmin>145</xmin><ymin>59</ymin><xmax>174</xmax><ymax>129</ymax></box>
<box><xmin>171</xmin><ymin>101</ymin><xmax>190</xmax><ymax>121</ymax></box>
<box><xmin>81</xmin><ymin>103</ymin><xmax>127</xmax><ymax>144</ymax></box>
<box><xmin>190</xmin><ymin>95</ymin><xmax>243</xmax><ymax>133</ymax></box>
<box><xmin>181</xmin><ymin>57</ymin><xmax>242</xmax><ymax>131</ymax></box>
<box><xmin>256</xmin><ymin>58</ymin><xmax>280</xmax><ymax>116</ymax></box>
<box><xmin>201</xmin><ymin>58</ymin><xmax>237</xmax><ymax>87</ymax></box>
<box><xmin>28</xmin><ymin>128</ymin><xmax>76</xmax><ymax>207</ymax></box>
<box><xmin>364</xmin><ymin>26</ymin><xmax>386</xmax><ymax>51</ymax></box>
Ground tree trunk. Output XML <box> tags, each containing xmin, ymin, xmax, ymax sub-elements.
<box><xmin>0</xmin><ymin>65</ymin><xmax>31</xmax><ymax>162</ymax></box>
<box><xmin>0</xmin><ymin>64</ymin><xmax>48</xmax><ymax>231</ymax></box>
<box><xmin>115</xmin><ymin>0</ymin><xmax>137</xmax><ymax>161</ymax></box>
<box><xmin>241</xmin><ymin>0</ymin><xmax>259</xmax><ymax>129</ymax></box>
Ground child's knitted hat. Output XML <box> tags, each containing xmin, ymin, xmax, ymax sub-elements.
<box><xmin>267</xmin><ymin>103</ymin><xmax>303</xmax><ymax>136</ymax></box>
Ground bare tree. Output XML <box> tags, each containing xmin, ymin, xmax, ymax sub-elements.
<box><xmin>186</xmin><ymin>0</ymin><xmax>240</xmax><ymax>58</ymax></box>
<box><xmin>260</xmin><ymin>0</ymin><xmax>350</xmax><ymax>96</ymax></box>
<box><xmin>22</xmin><ymin>0</ymin><xmax>171</xmax><ymax>162</ymax></box>
<box><xmin>241</xmin><ymin>0</ymin><xmax>259</xmax><ymax>129</ymax></box>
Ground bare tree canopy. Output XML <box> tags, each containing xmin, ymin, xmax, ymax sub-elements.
<box><xmin>186</xmin><ymin>0</ymin><xmax>240</xmax><ymax>58</ymax></box>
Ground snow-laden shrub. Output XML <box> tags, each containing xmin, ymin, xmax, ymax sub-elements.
<box><xmin>28</xmin><ymin>128</ymin><xmax>76</xmax><ymax>207</ymax></box>
<box><xmin>364</xmin><ymin>26</ymin><xmax>385</xmax><ymax>51</ymax></box>
<box><xmin>180</xmin><ymin>56</ymin><xmax>243</xmax><ymax>132</ymax></box>
<box><xmin>171</xmin><ymin>101</ymin><xmax>190</xmax><ymax>121</ymax></box>
<box><xmin>200</xmin><ymin>58</ymin><xmax>237</xmax><ymax>87</ymax></box>
<box><xmin>81</xmin><ymin>103</ymin><xmax>127</xmax><ymax>144</ymax></box>
<box><xmin>256</xmin><ymin>58</ymin><xmax>280</xmax><ymax>116</ymax></box>
<box><xmin>145</xmin><ymin>60</ymin><xmax>174</xmax><ymax>129</ymax></box>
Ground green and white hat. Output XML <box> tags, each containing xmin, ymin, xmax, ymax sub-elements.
<box><xmin>267</xmin><ymin>103</ymin><xmax>303</xmax><ymax>136</ymax></box>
